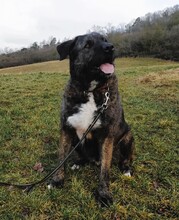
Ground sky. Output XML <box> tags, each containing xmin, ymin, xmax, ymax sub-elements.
<box><xmin>0</xmin><ymin>0</ymin><xmax>178</xmax><ymax>51</ymax></box>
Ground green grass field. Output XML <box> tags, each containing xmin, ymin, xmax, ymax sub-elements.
<box><xmin>0</xmin><ymin>58</ymin><xmax>179</xmax><ymax>219</ymax></box>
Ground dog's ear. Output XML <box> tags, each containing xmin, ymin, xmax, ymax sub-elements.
<box><xmin>57</xmin><ymin>40</ymin><xmax>74</xmax><ymax>60</ymax></box>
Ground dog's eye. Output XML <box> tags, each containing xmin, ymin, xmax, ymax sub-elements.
<box><xmin>84</xmin><ymin>40</ymin><xmax>94</xmax><ymax>49</ymax></box>
<box><xmin>102</xmin><ymin>37</ymin><xmax>108</xmax><ymax>42</ymax></box>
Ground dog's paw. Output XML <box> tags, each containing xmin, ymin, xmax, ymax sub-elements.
<box><xmin>123</xmin><ymin>170</ymin><xmax>131</xmax><ymax>177</ymax></box>
<box><xmin>95</xmin><ymin>188</ymin><xmax>113</xmax><ymax>207</ymax></box>
<box><xmin>47</xmin><ymin>179</ymin><xmax>64</xmax><ymax>189</ymax></box>
<box><xmin>47</xmin><ymin>183</ymin><xmax>53</xmax><ymax>190</ymax></box>
<box><xmin>71</xmin><ymin>164</ymin><xmax>80</xmax><ymax>170</ymax></box>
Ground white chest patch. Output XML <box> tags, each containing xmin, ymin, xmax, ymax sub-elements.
<box><xmin>67</xmin><ymin>93</ymin><xmax>101</xmax><ymax>140</ymax></box>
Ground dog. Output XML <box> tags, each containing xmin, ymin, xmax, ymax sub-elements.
<box><xmin>51</xmin><ymin>32</ymin><xmax>134</xmax><ymax>206</ymax></box>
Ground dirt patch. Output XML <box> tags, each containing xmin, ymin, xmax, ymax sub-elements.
<box><xmin>138</xmin><ymin>68</ymin><xmax>179</xmax><ymax>87</ymax></box>
<box><xmin>0</xmin><ymin>101</ymin><xmax>12</xmax><ymax>106</ymax></box>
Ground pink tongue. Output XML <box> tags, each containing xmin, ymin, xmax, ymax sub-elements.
<box><xmin>100</xmin><ymin>63</ymin><xmax>114</xmax><ymax>74</ymax></box>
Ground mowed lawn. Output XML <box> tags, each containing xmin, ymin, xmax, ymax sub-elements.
<box><xmin>0</xmin><ymin>58</ymin><xmax>178</xmax><ymax>220</ymax></box>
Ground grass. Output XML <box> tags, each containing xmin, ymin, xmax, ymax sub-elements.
<box><xmin>0</xmin><ymin>58</ymin><xmax>179</xmax><ymax>219</ymax></box>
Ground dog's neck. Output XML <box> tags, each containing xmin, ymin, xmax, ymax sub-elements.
<box><xmin>70</xmin><ymin>77</ymin><xmax>109</xmax><ymax>93</ymax></box>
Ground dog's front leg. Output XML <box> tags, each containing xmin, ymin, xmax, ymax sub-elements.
<box><xmin>96</xmin><ymin>137</ymin><xmax>114</xmax><ymax>206</ymax></box>
<box><xmin>51</xmin><ymin>130</ymin><xmax>71</xmax><ymax>187</ymax></box>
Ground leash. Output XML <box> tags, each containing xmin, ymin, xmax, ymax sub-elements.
<box><xmin>0</xmin><ymin>91</ymin><xmax>110</xmax><ymax>193</ymax></box>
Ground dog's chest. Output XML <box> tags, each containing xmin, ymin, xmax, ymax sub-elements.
<box><xmin>67</xmin><ymin>93</ymin><xmax>101</xmax><ymax>139</ymax></box>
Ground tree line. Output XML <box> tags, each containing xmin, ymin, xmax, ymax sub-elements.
<box><xmin>106</xmin><ymin>4</ymin><xmax>179</xmax><ymax>60</ymax></box>
<box><xmin>0</xmin><ymin>5</ymin><xmax>178</xmax><ymax>69</ymax></box>
<box><xmin>0</xmin><ymin>37</ymin><xmax>59</xmax><ymax>68</ymax></box>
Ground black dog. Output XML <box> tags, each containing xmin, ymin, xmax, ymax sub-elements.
<box><xmin>51</xmin><ymin>32</ymin><xmax>134</xmax><ymax>206</ymax></box>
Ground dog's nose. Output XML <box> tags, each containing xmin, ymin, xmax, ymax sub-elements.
<box><xmin>102</xmin><ymin>43</ymin><xmax>114</xmax><ymax>53</ymax></box>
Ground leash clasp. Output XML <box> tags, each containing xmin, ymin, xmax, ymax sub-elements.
<box><xmin>101</xmin><ymin>91</ymin><xmax>110</xmax><ymax>110</ymax></box>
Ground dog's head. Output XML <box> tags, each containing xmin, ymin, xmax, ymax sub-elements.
<box><xmin>57</xmin><ymin>32</ymin><xmax>115</xmax><ymax>82</ymax></box>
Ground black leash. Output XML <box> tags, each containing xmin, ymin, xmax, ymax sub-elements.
<box><xmin>0</xmin><ymin>91</ymin><xmax>110</xmax><ymax>193</ymax></box>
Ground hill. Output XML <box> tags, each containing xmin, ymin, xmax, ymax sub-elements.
<box><xmin>107</xmin><ymin>5</ymin><xmax>179</xmax><ymax>60</ymax></box>
<box><xmin>0</xmin><ymin>5</ymin><xmax>179</xmax><ymax>69</ymax></box>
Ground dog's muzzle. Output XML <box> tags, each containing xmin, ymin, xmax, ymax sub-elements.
<box><xmin>102</xmin><ymin>43</ymin><xmax>114</xmax><ymax>53</ymax></box>
<box><xmin>98</xmin><ymin>43</ymin><xmax>115</xmax><ymax>75</ymax></box>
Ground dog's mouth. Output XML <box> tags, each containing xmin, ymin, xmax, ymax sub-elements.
<box><xmin>99</xmin><ymin>63</ymin><xmax>115</xmax><ymax>76</ymax></box>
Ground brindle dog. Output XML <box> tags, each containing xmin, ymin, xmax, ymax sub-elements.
<box><xmin>51</xmin><ymin>32</ymin><xmax>134</xmax><ymax>206</ymax></box>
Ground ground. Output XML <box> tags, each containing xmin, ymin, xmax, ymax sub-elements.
<box><xmin>0</xmin><ymin>58</ymin><xmax>178</xmax><ymax>219</ymax></box>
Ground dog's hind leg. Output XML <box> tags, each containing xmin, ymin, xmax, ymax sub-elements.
<box><xmin>51</xmin><ymin>130</ymin><xmax>72</xmax><ymax>187</ymax></box>
<box><xmin>118</xmin><ymin>127</ymin><xmax>135</xmax><ymax>176</ymax></box>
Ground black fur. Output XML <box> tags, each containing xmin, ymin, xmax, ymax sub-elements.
<box><xmin>52</xmin><ymin>32</ymin><xmax>135</xmax><ymax>206</ymax></box>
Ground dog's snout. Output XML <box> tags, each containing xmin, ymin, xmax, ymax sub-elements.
<box><xmin>102</xmin><ymin>43</ymin><xmax>114</xmax><ymax>53</ymax></box>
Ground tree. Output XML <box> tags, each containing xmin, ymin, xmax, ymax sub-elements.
<box><xmin>49</xmin><ymin>37</ymin><xmax>57</xmax><ymax>46</ymax></box>
<box><xmin>30</xmin><ymin>42</ymin><xmax>39</xmax><ymax>50</ymax></box>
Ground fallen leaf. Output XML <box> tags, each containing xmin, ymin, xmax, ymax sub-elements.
<box><xmin>33</xmin><ymin>162</ymin><xmax>44</xmax><ymax>173</ymax></box>
<box><xmin>153</xmin><ymin>181</ymin><xmax>159</xmax><ymax>191</ymax></box>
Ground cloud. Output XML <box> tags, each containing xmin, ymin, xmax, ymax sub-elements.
<box><xmin>0</xmin><ymin>0</ymin><xmax>178</xmax><ymax>50</ymax></box>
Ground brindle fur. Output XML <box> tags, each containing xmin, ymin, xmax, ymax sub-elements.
<box><xmin>51</xmin><ymin>32</ymin><xmax>135</xmax><ymax>206</ymax></box>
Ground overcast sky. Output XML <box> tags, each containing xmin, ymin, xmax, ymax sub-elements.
<box><xmin>0</xmin><ymin>0</ymin><xmax>178</xmax><ymax>50</ymax></box>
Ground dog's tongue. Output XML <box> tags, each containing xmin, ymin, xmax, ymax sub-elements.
<box><xmin>100</xmin><ymin>63</ymin><xmax>114</xmax><ymax>74</ymax></box>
